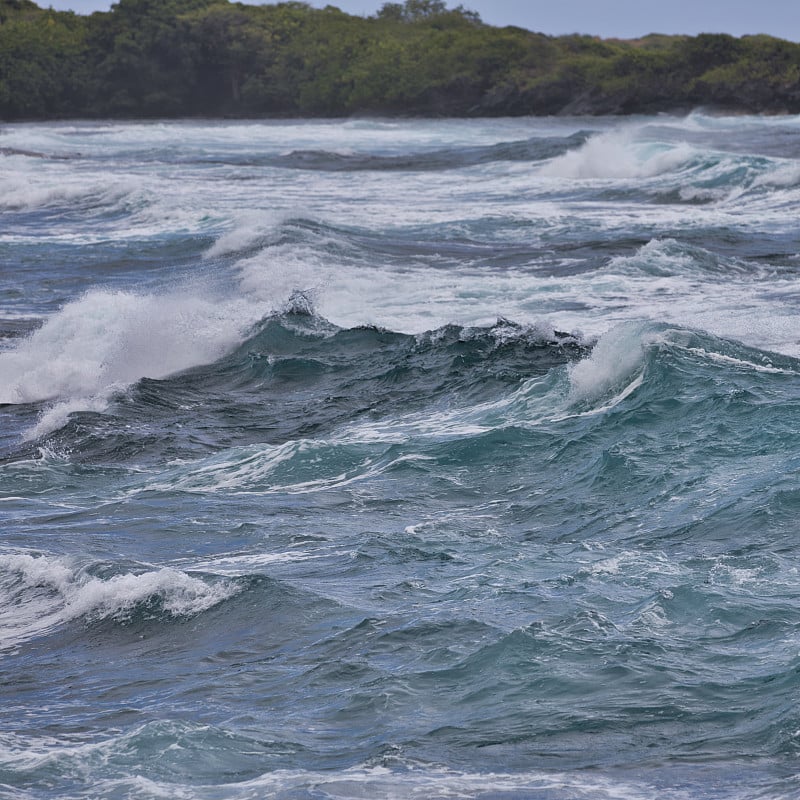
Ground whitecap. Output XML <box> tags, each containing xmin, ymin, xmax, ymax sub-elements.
<box><xmin>0</xmin><ymin>287</ymin><xmax>263</xmax><ymax>438</ymax></box>
<box><xmin>0</xmin><ymin>553</ymin><xmax>239</xmax><ymax>650</ymax></box>
<box><xmin>538</xmin><ymin>128</ymin><xmax>695</xmax><ymax>180</ymax></box>
<box><xmin>568</xmin><ymin>322</ymin><xmax>648</xmax><ymax>403</ymax></box>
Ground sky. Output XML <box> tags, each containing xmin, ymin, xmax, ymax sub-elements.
<box><xmin>42</xmin><ymin>0</ymin><xmax>800</xmax><ymax>42</ymax></box>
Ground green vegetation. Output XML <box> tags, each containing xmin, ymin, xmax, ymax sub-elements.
<box><xmin>1</xmin><ymin>0</ymin><xmax>799</xmax><ymax>119</ymax></box>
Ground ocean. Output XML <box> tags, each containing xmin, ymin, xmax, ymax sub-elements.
<box><xmin>1</xmin><ymin>114</ymin><xmax>800</xmax><ymax>799</ymax></box>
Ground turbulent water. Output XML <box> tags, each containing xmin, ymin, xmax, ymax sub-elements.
<box><xmin>2</xmin><ymin>114</ymin><xmax>800</xmax><ymax>799</ymax></box>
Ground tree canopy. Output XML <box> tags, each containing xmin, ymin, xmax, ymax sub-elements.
<box><xmin>1</xmin><ymin>0</ymin><xmax>799</xmax><ymax>119</ymax></box>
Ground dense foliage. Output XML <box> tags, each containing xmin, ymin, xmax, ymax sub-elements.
<box><xmin>1</xmin><ymin>0</ymin><xmax>799</xmax><ymax>119</ymax></box>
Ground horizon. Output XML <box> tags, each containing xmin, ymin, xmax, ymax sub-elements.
<box><xmin>40</xmin><ymin>0</ymin><xmax>800</xmax><ymax>42</ymax></box>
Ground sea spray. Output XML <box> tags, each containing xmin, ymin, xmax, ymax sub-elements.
<box><xmin>0</xmin><ymin>287</ymin><xmax>265</xmax><ymax>438</ymax></box>
<box><xmin>568</xmin><ymin>322</ymin><xmax>647</xmax><ymax>403</ymax></box>
<box><xmin>538</xmin><ymin>127</ymin><xmax>696</xmax><ymax>180</ymax></box>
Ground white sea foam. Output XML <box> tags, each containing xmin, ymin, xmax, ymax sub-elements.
<box><xmin>186</xmin><ymin>551</ymin><xmax>321</xmax><ymax>575</ymax></box>
<box><xmin>684</xmin><ymin>347</ymin><xmax>794</xmax><ymax>375</ymax></box>
<box><xmin>234</xmin><ymin>242</ymin><xmax>329</xmax><ymax>309</ymax></box>
<box><xmin>752</xmin><ymin>161</ymin><xmax>800</xmax><ymax>189</ymax></box>
<box><xmin>568</xmin><ymin>323</ymin><xmax>648</xmax><ymax>402</ymax></box>
<box><xmin>606</xmin><ymin>237</ymin><xmax>719</xmax><ymax>277</ymax></box>
<box><xmin>0</xmin><ymin>553</ymin><xmax>238</xmax><ymax>649</ymax></box>
<box><xmin>539</xmin><ymin>128</ymin><xmax>695</xmax><ymax>180</ymax></box>
<box><xmin>138</xmin><ymin>439</ymin><xmax>401</xmax><ymax>495</ymax></box>
<box><xmin>145</xmin><ymin>440</ymin><xmax>308</xmax><ymax>494</ymax></box>
<box><xmin>24</xmin><ymin>397</ymin><xmax>111</xmax><ymax>441</ymax></box>
<box><xmin>203</xmin><ymin>209</ymin><xmax>295</xmax><ymax>259</ymax></box>
<box><xmin>0</xmin><ymin>287</ymin><xmax>262</xmax><ymax>438</ymax></box>
<box><xmin>0</xmin><ymin>289</ymin><xmax>240</xmax><ymax>403</ymax></box>
<box><xmin>0</xmin><ymin>177</ymin><xmax>126</xmax><ymax>213</ymax></box>
<box><xmin>595</xmin><ymin>240</ymin><xmax>800</xmax><ymax>358</ymax></box>
<box><xmin>0</xmin><ymin>728</ymin><xmax>701</xmax><ymax>799</ymax></box>
<box><xmin>45</xmin><ymin>761</ymin><xmax>765</xmax><ymax>800</ymax></box>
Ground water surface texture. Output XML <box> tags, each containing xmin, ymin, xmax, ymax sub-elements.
<box><xmin>2</xmin><ymin>115</ymin><xmax>800</xmax><ymax>799</ymax></box>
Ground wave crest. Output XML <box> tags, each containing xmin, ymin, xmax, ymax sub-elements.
<box><xmin>539</xmin><ymin>129</ymin><xmax>696</xmax><ymax>180</ymax></box>
<box><xmin>0</xmin><ymin>553</ymin><xmax>239</xmax><ymax>649</ymax></box>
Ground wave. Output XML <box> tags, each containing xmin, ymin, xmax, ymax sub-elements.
<box><xmin>68</xmin><ymin>320</ymin><xmax>792</xmax><ymax>506</ymax></box>
<box><xmin>539</xmin><ymin>128</ymin><xmax>697</xmax><ymax>180</ymax></box>
<box><xmin>3</xmin><ymin>760</ymin><xmax>783</xmax><ymax>800</ymax></box>
<box><xmin>205</xmin><ymin>213</ymin><xmax>575</xmax><ymax>279</ymax></box>
<box><xmin>0</xmin><ymin>288</ymin><xmax>249</xmax><ymax>404</ymax></box>
<box><xmin>0</xmin><ymin>146</ymin><xmax>75</xmax><ymax>160</ymax></box>
<box><xmin>11</xmin><ymin>314</ymin><xmax>583</xmax><ymax>466</ymax></box>
<box><xmin>0</xmin><ymin>175</ymin><xmax>137</xmax><ymax>215</ymax></box>
<box><xmin>537</xmin><ymin>126</ymin><xmax>800</xmax><ymax>205</ymax></box>
<box><xmin>604</xmin><ymin>238</ymin><xmax>757</xmax><ymax>278</ymax></box>
<box><xmin>0</xmin><ymin>553</ymin><xmax>239</xmax><ymax>650</ymax></box>
<box><xmin>751</xmin><ymin>161</ymin><xmax>800</xmax><ymax>189</ymax></box>
<box><xmin>0</xmin><ymin>286</ymin><xmax>264</xmax><ymax>439</ymax></box>
<box><xmin>0</xmin><ymin>156</ymin><xmax>220</xmax><ymax>244</ymax></box>
<box><xmin>8</xmin><ymin>306</ymin><xmax>800</xmax><ymax>481</ymax></box>
<box><xmin>200</xmin><ymin>211</ymin><xmax>800</xmax><ymax>362</ymax></box>
<box><xmin>78</xmin><ymin>131</ymin><xmax>595</xmax><ymax>173</ymax></box>
<box><xmin>1</xmin><ymin>130</ymin><xmax>590</xmax><ymax>174</ymax></box>
<box><xmin>263</xmin><ymin>131</ymin><xmax>591</xmax><ymax>172</ymax></box>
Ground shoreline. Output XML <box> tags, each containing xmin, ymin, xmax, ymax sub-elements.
<box><xmin>2</xmin><ymin>1</ymin><xmax>799</xmax><ymax>122</ymax></box>
<box><xmin>3</xmin><ymin>104</ymin><xmax>798</xmax><ymax>125</ymax></box>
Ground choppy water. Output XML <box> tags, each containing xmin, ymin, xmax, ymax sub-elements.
<box><xmin>2</xmin><ymin>114</ymin><xmax>800</xmax><ymax>799</ymax></box>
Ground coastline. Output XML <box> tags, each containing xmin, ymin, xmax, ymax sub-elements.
<box><xmin>1</xmin><ymin>0</ymin><xmax>799</xmax><ymax>122</ymax></box>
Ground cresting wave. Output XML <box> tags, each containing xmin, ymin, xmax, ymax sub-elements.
<box><xmin>9</xmin><ymin>319</ymin><xmax>586</xmax><ymax>470</ymax></box>
<box><xmin>5</xmin><ymin>284</ymin><xmax>800</xmax><ymax>465</ymax></box>
<box><xmin>261</xmin><ymin>131</ymin><xmax>592</xmax><ymax>171</ymax></box>
<box><xmin>537</xmin><ymin>125</ymin><xmax>800</xmax><ymax>204</ymax></box>
<box><xmin>0</xmin><ymin>553</ymin><xmax>238</xmax><ymax>650</ymax></box>
<box><xmin>0</xmin><ymin>287</ymin><xmax>265</xmax><ymax>440</ymax></box>
<box><xmin>2</xmin><ymin>248</ymin><xmax>799</xmax><ymax>454</ymax></box>
<box><xmin>6</xmin><ymin>315</ymin><xmax>797</xmax><ymax>522</ymax></box>
<box><xmin>0</xmin><ymin>176</ymin><xmax>132</xmax><ymax>215</ymax></box>
<box><xmin>538</xmin><ymin>128</ymin><xmax>697</xmax><ymax>180</ymax></box>
<box><xmin>127</xmin><ymin>321</ymin><xmax>798</xmax><ymax>491</ymax></box>
<box><xmin>0</xmin><ymin>252</ymin><xmax>590</xmax><ymax>444</ymax></box>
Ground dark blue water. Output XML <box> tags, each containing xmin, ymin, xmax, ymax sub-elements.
<box><xmin>1</xmin><ymin>115</ymin><xmax>800</xmax><ymax>799</ymax></box>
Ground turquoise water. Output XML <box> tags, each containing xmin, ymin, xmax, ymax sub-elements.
<box><xmin>1</xmin><ymin>115</ymin><xmax>800</xmax><ymax>798</ymax></box>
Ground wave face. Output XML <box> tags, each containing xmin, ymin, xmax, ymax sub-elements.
<box><xmin>2</xmin><ymin>114</ymin><xmax>800</xmax><ymax>800</ymax></box>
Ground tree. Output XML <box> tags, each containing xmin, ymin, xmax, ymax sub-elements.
<box><xmin>0</xmin><ymin>9</ymin><xmax>89</xmax><ymax>118</ymax></box>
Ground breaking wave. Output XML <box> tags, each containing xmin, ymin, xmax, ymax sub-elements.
<box><xmin>0</xmin><ymin>553</ymin><xmax>239</xmax><ymax>649</ymax></box>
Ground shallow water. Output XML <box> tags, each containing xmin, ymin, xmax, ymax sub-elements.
<box><xmin>1</xmin><ymin>114</ymin><xmax>800</xmax><ymax>799</ymax></box>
